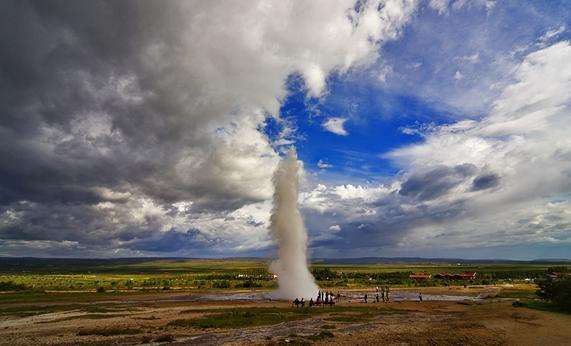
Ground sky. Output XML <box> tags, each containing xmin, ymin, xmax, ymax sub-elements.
<box><xmin>0</xmin><ymin>0</ymin><xmax>570</xmax><ymax>260</ymax></box>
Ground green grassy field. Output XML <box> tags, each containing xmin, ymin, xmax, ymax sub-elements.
<box><xmin>0</xmin><ymin>258</ymin><xmax>567</xmax><ymax>294</ymax></box>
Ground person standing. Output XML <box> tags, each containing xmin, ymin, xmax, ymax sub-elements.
<box><xmin>418</xmin><ymin>292</ymin><xmax>423</xmax><ymax>302</ymax></box>
<box><xmin>385</xmin><ymin>286</ymin><xmax>390</xmax><ymax>302</ymax></box>
<box><xmin>364</xmin><ymin>293</ymin><xmax>368</xmax><ymax>303</ymax></box>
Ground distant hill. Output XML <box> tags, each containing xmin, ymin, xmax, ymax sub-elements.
<box><xmin>311</xmin><ymin>257</ymin><xmax>571</xmax><ymax>264</ymax></box>
<box><xmin>1</xmin><ymin>255</ymin><xmax>569</xmax><ymax>268</ymax></box>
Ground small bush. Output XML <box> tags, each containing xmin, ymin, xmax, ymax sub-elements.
<box><xmin>212</xmin><ymin>280</ymin><xmax>230</xmax><ymax>289</ymax></box>
<box><xmin>0</xmin><ymin>281</ymin><xmax>28</xmax><ymax>291</ymax></box>
<box><xmin>154</xmin><ymin>334</ymin><xmax>175</xmax><ymax>342</ymax></box>
<box><xmin>536</xmin><ymin>277</ymin><xmax>571</xmax><ymax>312</ymax></box>
<box><xmin>135</xmin><ymin>315</ymin><xmax>160</xmax><ymax>320</ymax></box>
<box><xmin>311</xmin><ymin>268</ymin><xmax>337</xmax><ymax>281</ymax></box>
<box><xmin>307</xmin><ymin>331</ymin><xmax>334</xmax><ymax>340</ymax></box>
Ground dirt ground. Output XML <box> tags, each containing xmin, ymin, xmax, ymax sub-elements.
<box><xmin>1</xmin><ymin>286</ymin><xmax>569</xmax><ymax>346</ymax></box>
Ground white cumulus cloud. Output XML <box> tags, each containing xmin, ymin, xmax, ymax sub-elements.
<box><xmin>322</xmin><ymin>117</ymin><xmax>349</xmax><ymax>136</ymax></box>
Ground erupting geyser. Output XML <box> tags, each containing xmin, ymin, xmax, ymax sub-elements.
<box><xmin>269</xmin><ymin>150</ymin><xmax>319</xmax><ymax>300</ymax></box>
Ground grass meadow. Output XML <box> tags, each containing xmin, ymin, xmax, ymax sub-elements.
<box><xmin>0</xmin><ymin>257</ymin><xmax>564</xmax><ymax>296</ymax></box>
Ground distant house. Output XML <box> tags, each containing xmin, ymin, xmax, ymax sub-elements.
<box><xmin>409</xmin><ymin>273</ymin><xmax>431</xmax><ymax>281</ymax></box>
<box><xmin>548</xmin><ymin>272</ymin><xmax>570</xmax><ymax>280</ymax></box>
<box><xmin>459</xmin><ymin>271</ymin><xmax>477</xmax><ymax>280</ymax></box>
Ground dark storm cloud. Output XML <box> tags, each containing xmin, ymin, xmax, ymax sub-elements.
<box><xmin>305</xmin><ymin>195</ymin><xmax>469</xmax><ymax>251</ymax></box>
<box><xmin>0</xmin><ymin>0</ymin><xmax>283</xmax><ymax>255</ymax></box>
<box><xmin>0</xmin><ymin>0</ymin><xmax>427</xmax><ymax>256</ymax></box>
<box><xmin>1</xmin><ymin>1</ymin><xmax>158</xmax><ymax>204</ymax></box>
<box><xmin>0</xmin><ymin>201</ymin><xmax>154</xmax><ymax>243</ymax></box>
<box><xmin>302</xmin><ymin>180</ymin><xmax>472</xmax><ymax>252</ymax></box>
<box><xmin>123</xmin><ymin>229</ymin><xmax>202</xmax><ymax>252</ymax></box>
<box><xmin>471</xmin><ymin>173</ymin><xmax>500</xmax><ymax>191</ymax></box>
<box><xmin>0</xmin><ymin>0</ymin><xmax>267</xmax><ymax>210</ymax></box>
<box><xmin>398</xmin><ymin>164</ymin><xmax>477</xmax><ymax>201</ymax></box>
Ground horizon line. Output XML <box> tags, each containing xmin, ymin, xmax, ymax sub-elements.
<box><xmin>1</xmin><ymin>256</ymin><xmax>569</xmax><ymax>263</ymax></box>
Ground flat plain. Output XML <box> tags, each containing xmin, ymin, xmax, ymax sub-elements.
<box><xmin>1</xmin><ymin>258</ymin><xmax>570</xmax><ymax>345</ymax></box>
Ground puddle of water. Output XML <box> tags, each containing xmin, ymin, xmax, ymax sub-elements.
<box><xmin>344</xmin><ymin>292</ymin><xmax>481</xmax><ymax>302</ymax></box>
<box><xmin>195</xmin><ymin>292</ymin><xmax>272</xmax><ymax>301</ymax></box>
<box><xmin>96</xmin><ymin>289</ymin><xmax>483</xmax><ymax>304</ymax></box>
<box><xmin>180</xmin><ymin>291</ymin><xmax>482</xmax><ymax>302</ymax></box>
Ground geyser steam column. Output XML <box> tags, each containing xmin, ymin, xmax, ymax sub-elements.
<box><xmin>269</xmin><ymin>150</ymin><xmax>319</xmax><ymax>300</ymax></box>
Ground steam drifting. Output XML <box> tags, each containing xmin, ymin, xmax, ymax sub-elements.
<box><xmin>269</xmin><ymin>150</ymin><xmax>319</xmax><ymax>300</ymax></box>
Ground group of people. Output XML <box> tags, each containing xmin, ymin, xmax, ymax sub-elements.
<box><xmin>292</xmin><ymin>290</ymin><xmax>340</xmax><ymax>308</ymax></box>
<box><xmin>293</xmin><ymin>286</ymin><xmax>428</xmax><ymax>306</ymax></box>
<box><xmin>315</xmin><ymin>290</ymin><xmax>338</xmax><ymax>305</ymax></box>
<box><xmin>292</xmin><ymin>297</ymin><xmax>307</xmax><ymax>307</ymax></box>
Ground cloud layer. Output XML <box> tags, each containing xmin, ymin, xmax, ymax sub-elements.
<box><xmin>1</xmin><ymin>1</ymin><xmax>569</xmax><ymax>259</ymax></box>
<box><xmin>302</xmin><ymin>41</ymin><xmax>571</xmax><ymax>258</ymax></box>
<box><xmin>0</xmin><ymin>0</ymin><xmax>417</xmax><ymax>256</ymax></box>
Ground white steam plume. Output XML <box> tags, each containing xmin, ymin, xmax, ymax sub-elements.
<box><xmin>269</xmin><ymin>150</ymin><xmax>319</xmax><ymax>300</ymax></box>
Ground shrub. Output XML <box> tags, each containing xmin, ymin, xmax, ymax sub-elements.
<box><xmin>307</xmin><ymin>330</ymin><xmax>334</xmax><ymax>340</ymax></box>
<box><xmin>311</xmin><ymin>268</ymin><xmax>337</xmax><ymax>281</ymax></box>
<box><xmin>321</xmin><ymin>324</ymin><xmax>336</xmax><ymax>329</ymax></box>
<box><xmin>0</xmin><ymin>281</ymin><xmax>28</xmax><ymax>291</ymax></box>
<box><xmin>235</xmin><ymin>280</ymin><xmax>263</xmax><ymax>288</ymax></box>
<box><xmin>536</xmin><ymin>277</ymin><xmax>571</xmax><ymax>312</ymax></box>
<box><xmin>154</xmin><ymin>334</ymin><xmax>175</xmax><ymax>342</ymax></box>
<box><xmin>212</xmin><ymin>280</ymin><xmax>230</xmax><ymax>288</ymax></box>
<box><xmin>125</xmin><ymin>280</ymin><xmax>134</xmax><ymax>289</ymax></box>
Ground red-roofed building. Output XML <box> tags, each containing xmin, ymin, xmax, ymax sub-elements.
<box><xmin>548</xmin><ymin>272</ymin><xmax>571</xmax><ymax>280</ymax></box>
<box><xmin>459</xmin><ymin>271</ymin><xmax>477</xmax><ymax>280</ymax></box>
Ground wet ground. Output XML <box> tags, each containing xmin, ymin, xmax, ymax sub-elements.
<box><xmin>1</xmin><ymin>285</ymin><xmax>569</xmax><ymax>345</ymax></box>
<box><xmin>192</xmin><ymin>290</ymin><xmax>483</xmax><ymax>302</ymax></box>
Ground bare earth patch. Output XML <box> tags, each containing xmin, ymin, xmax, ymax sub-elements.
<box><xmin>0</xmin><ymin>287</ymin><xmax>569</xmax><ymax>345</ymax></box>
